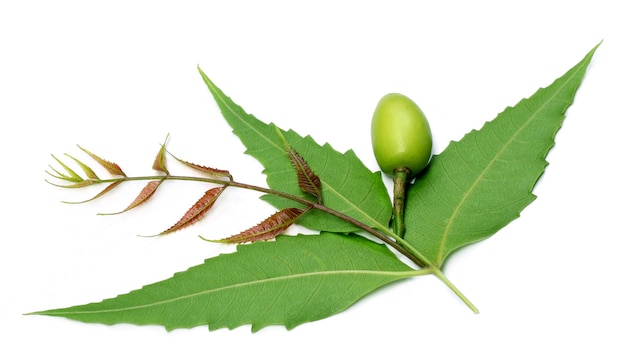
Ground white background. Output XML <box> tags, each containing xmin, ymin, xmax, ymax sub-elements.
<box><xmin>2</xmin><ymin>1</ymin><xmax>625</xmax><ymax>361</ymax></box>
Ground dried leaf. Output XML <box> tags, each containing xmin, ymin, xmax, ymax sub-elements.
<box><xmin>276</xmin><ymin>128</ymin><xmax>322</xmax><ymax>201</ymax></box>
<box><xmin>152</xmin><ymin>135</ymin><xmax>169</xmax><ymax>175</ymax></box>
<box><xmin>100</xmin><ymin>180</ymin><xmax>162</xmax><ymax>215</ymax></box>
<box><xmin>62</xmin><ymin>181</ymin><xmax>123</xmax><ymax>204</ymax></box>
<box><xmin>78</xmin><ymin>146</ymin><xmax>126</xmax><ymax>177</ymax></box>
<box><xmin>156</xmin><ymin>187</ymin><xmax>225</xmax><ymax>235</ymax></box>
<box><xmin>205</xmin><ymin>207</ymin><xmax>307</xmax><ymax>244</ymax></box>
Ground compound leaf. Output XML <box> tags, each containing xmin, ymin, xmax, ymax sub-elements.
<box><xmin>199</xmin><ymin>69</ymin><xmax>391</xmax><ymax>234</ymax></box>
<box><xmin>403</xmin><ymin>43</ymin><xmax>599</xmax><ymax>267</ymax></box>
<box><xmin>29</xmin><ymin>232</ymin><xmax>420</xmax><ymax>331</ymax></box>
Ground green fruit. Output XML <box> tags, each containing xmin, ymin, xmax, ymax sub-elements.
<box><xmin>371</xmin><ymin>93</ymin><xmax>432</xmax><ymax>176</ymax></box>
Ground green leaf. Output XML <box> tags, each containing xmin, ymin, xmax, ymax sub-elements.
<box><xmin>49</xmin><ymin>154</ymin><xmax>84</xmax><ymax>182</ymax></box>
<box><xmin>29</xmin><ymin>232</ymin><xmax>420</xmax><ymax>331</ymax></box>
<box><xmin>64</xmin><ymin>153</ymin><xmax>99</xmax><ymax>180</ymax></box>
<box><xmin>403</xmin><ymin>43</ymin><xmax>599</xmax><ymax>268</ymax></box>
<box><xmin>198</xmin><ymin>68</ymin><xmax>391</xmax><ymax>234</ymax></box>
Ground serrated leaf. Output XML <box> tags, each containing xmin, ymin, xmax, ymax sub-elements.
<box><xmin>152</xmin><ymin>135</ymin><xmax>169</xmax><ymax>175</ymax></box>
<box><xmin>79</xmin><ymin>146</ymin><xmax>126</xmax><ymax>177</ymax></box>
<box><xmin>49</xmin><ymin>154</ymin><xmax>83</xmax><ymax>182</ymax></box>
<box><xmin>46</xmin><ymin>178</ymin><xmax>96</xmax><ymax>188</ymax></box>
<box><xmin>63</xmin><ymin>181</ymin><xmax>123</xmax><ymax>204</ymax></box>
<box><xmin>28</xmin><ymin>232</ymin><xmax>421</xmax><ymax>331</ymax></box>
<box><xmin>168</xmin><ymin>151</ymin><xmax>232</xmax><ymax>179</ymax></box>
<box><xmin>64</xmin><ymin>153</ymin><xmax>99</xmax><ymax>180</ymax></box>
<box><xmin>156</xmin><ymin>187</ymin><xmax>225</xmax><ymax>235</ymax></box>
<box><xmin>403</xmin><ymin>44</ymin><xmax>599</xmax><ymax>268</ymax></box>
<box><xmin>206</xmin><ymin>207</ymin><xmax>307</xmax><ymax>244</ymax></box>
<box><xmin>278</xmin><ymin>129</ymin><xmax>322</xmax><ymax>201</ymax></box>
<box><xmin>199</xmin><ymin>69</ymin><xmax>391</xmax><ymax>234</ymax></box>
<box><xmin>100</xmin><ymin>180</ymin><xmax>162</xmax><ymax>215</ymax></box>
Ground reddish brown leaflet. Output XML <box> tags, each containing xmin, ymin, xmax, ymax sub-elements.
<box><xmin>206</xmin><ymin>207</ymin><xmax>308</xmax><ymax>244</ymax></box>
<box><xmin>286</xmin><ymin>146</ymin><xmax>322</xmax><ymax>201</ymax></box>
<box><xmin>168</xmin><ymin>151</ymin><xmax>232</xmax><ymax>179</ymax></box>
<box><xmin>152</xmin><ymin>137</ymin><xmax>169</xmax><ymax>175</ymax></box>
<box><xmin>158</xmin><ymin>187</ymin><xmax>225</xmax><ymax>235</ymax></box>
<box><xmin>101</xmin><ymin>180</ymin><xmax>163</xmax><ymax>215</ymax></box>
<box><xmin>78</xmin><ymin>146</ymin><xmax>127</xmax><ymax>177</ymax></box>
<box><xmin>64</xmin><ymin>181</ymin><xmax>123</xmax><ymax>204</ymax></box>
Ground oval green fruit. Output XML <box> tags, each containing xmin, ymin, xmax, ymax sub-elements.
<box><xmin>371</xmin><ymin>93</ymin><xmax>433</xmax><ymax>176</ymax></box>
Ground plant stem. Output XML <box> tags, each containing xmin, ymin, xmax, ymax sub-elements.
<box><xmin>91</xmin><ymin>175</ymin><xmax>426</xmax><ymax>267</ymax></box>
<box><xmin>79</xmin><ymin>174</ymin><xmax>478</xmax><ymax>312</ymax></box>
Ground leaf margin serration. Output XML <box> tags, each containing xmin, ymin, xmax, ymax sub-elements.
<box><xmin>403</xmin><ymin>42</ymin><xmax>600</xmax><ymax>267</ymax></box>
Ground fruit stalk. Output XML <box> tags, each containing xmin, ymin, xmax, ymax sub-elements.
<box><xmin>392</xmin><ymin>167</ymin><xmax>409</xmax><ymax>237</ymax></box>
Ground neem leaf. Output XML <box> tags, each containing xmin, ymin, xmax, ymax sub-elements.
<box><xmin>62</xmin><ymin>181</ymin><xmax>123</xmax><ymax>204</ymax></box>
<box><xmin>64</xmin><ymin>153</ymin><xmax>99</xmax><ymax>180</ymax></box>
<box><xmin>29</xmin><ymin>232</ymin><xmax>421</xmax><ymax>331</ymax></box>
<box><xmin>168</xmin><ymin>151</ymin><xmax>232</xmax><ymax>179</ymax></box>
<box><xmin>100</xmin><ymin>180</ymin><xmax>163</xmax><ymax>215</ymax></box>
<box><xmin>78</xmin><ymin>146</ymin><xmax>127</xmax><ymax>177</ymax></box>
<box><xmin>403</xmin><ymin>43</ymin><xmax>599</xmax><ymax>268</ymax></box>
<box><xmin>46</xmin><ymin>179</ymin><xmax>95</xmax><ymax>189</ymax></box>
<box><xmin>278</xmin><ymin>129</ymin><xmax>323</xmax><ymax>202</ymax></box>
<box><xmin>205</xmin><ymin>207</ymin><xmax>307</xmax><ymax>244</ymax></box>
<box><xmin>49</xmin><ymin>154</ymin><xmax>84</xmax><ymax>182</ymax></box>
<box><xmin>156</xmin><ymin>187</ymin><xmax>225</xmax><ymax>235</ymax></box>
<box><xmin>198</xmin><ymin>68</ymin><xmax>391</xmax><ymax>234</ymax></box>
<box><xmin>152</xmin><ymin>135</ymin><xmax>169</xmax><ymax>175</ymax></box>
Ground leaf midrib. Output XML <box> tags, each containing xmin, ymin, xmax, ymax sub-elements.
<box><xmin>41</xmin><ymin>269</ymin><xmax>420</xmax><ymax>316</ymax></box>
